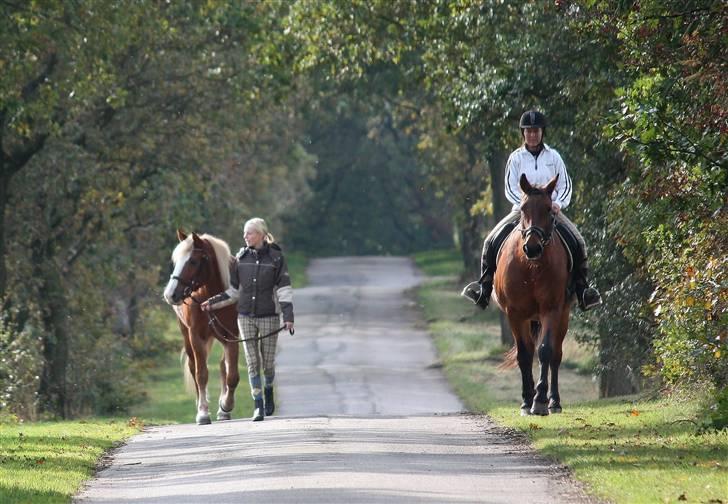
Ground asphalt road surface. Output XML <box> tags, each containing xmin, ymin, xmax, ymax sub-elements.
<box><xmin>75</xmin><ymin>257</ymin><xmax>594</xmax><ymax>504</ymax></box>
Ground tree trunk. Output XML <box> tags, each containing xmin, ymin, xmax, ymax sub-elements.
<box><xmin>599</xmin><ymin>367</ymin><xmax>639</xmax><ymax>397</ymax></box>
<box><xmin>35</xmin><ymin>244</ymin><xmax>70</xmax><ymax>418</ymax></box>
<box><xmin>0</xmin><ymin>168</ymin><xmax>8</xmax><ymax>299</ymax></box>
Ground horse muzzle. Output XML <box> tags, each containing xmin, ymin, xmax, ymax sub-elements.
<box><xmin>523</xmin><ymin>242</ymin><xmax>544</xmax><ymax>260</ymax></box>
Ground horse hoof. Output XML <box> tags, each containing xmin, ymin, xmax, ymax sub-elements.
<box><xmin>196</xmin><ymin>413</ymin><xmax>212</xmax><ymax>425</ymax></box>
<box><xmin>520</xmin><ymin>408</ymin><xmax>532</xmax><ymax>416</ymax></box>
<box><xmin>530</xmin><ymin>402</ymin><xmax>549</xmax><ymax>416</ymax></box>
<box><xmin>549</xmin><ymin>405</ymin><xmax>562</xmax><ymax>414</ymax></box>
<box><xmin>217</xmin><ymin>401</ymin><xmax>233</xmax><ymax>421</ymax></box>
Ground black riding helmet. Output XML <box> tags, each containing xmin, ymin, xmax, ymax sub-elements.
<box><xmin>519</xmin><ymin>110</ymin><xmax>547</xmax><ymax>132</ymax></box>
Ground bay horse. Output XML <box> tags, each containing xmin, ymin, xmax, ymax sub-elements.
<box><xmin>493</xmin><ymin>174</ymin><xmax>572</xmax><ymax>416</ymax></box>
<box><xmin>163</xmin><ymin>229</ymin><xmax>240</xmax><ymax>424</ymax></box>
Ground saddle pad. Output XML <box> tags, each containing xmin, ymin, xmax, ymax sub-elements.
<box><xmin>496</xmin><ymin>227</ymin><xmax>573</xmax><ymax>272</ymax></box>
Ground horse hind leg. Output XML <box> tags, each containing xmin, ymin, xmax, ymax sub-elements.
<box><xmin>548</xmin><ymin>314</ymin><xmax>569</xmax><ymax>414</ymax></box>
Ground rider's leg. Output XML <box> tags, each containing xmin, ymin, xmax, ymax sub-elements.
<box><xmin>462</xmin><ymin>210</ymin><xmax>520</xmax><ymax>308</ymax></box>
<box><xmin>555</xmin><ymin>213</ymin><xmax>602</xmax><ymax>310</ymax></box>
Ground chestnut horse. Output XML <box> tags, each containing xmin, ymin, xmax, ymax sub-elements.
<box><xmin>493</xmin><ymin>174</ymin><xmax>572</xmax><ymax>416</ymax></box>
<box><xmin>163</xmin><ymin>230</ymin><xmax>240</xmax><ymax>424</ymax></box>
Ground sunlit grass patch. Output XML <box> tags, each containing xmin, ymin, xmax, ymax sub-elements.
<box><xmin>0</xmin><ymin>418</ymin><xmax>139</xmax><ymax>504</ymax></box>
<box><xmin>412</xmin><ymin>248</ymin><xmax>463</xmax><ymax>277</ymax></box>
<box><xmin>490</xmin><ymin>398</ymin><xmax>728</xmax><ymax>504</ymax></box>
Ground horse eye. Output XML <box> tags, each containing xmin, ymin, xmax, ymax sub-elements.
<box><xmin>189</xmin><ymin>259</ymin><xmax>198</xmax><ymax>266</ymax></box>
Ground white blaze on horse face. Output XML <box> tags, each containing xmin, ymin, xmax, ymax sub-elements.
<box><xmin>163</xmin><ymin>251</ymin><xmax>191</xmax><ymax>305</ymax></box>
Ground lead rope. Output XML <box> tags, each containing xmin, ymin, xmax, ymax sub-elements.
<box><xmin>183</xmin><ymin>291</ymin><xmax>293</xmax><ymax>343</ymax></box>
<box><xmin>207</xmin><ymin>310</ymin><xmax>293</xmax><ymax>343</ymax></box>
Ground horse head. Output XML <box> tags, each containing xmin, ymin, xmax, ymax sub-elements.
<box><xmin>518</xmin><ymin>174</ymin><xmax>558</xmax><ymax>260</ymax></box>
<box><xmin>163</xmin><ymin>229</ymin><xmax>212</xmax><ymax>305</ymax></box>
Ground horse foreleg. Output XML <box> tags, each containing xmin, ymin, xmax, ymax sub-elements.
<box><xmin>548</xmin><ymin>312</ymin><xmax>569</xmax><ymax>413</ymax></box>
<box><xmin>512</xmin><ymin>320</ymin><xmax>536</xmax><ymax>416</ymax></box>
<box><xmin>532</xmin><ymin>322</ymin><xmax>553</xmax><ymax>416</ymax></box>
<box><xmin>192</xmin><ymin>341</ymin><xmax>213</xmax><ymax>425</ymax></box>
<box><xmin>217</xmin><ymin>342</ymin><xmax>240</xmax><ymax>421</ymax></box>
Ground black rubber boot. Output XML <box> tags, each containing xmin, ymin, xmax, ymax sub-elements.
<box><xmin>264</xmin><ymin>387</ymin><xmax>275</xmax><ymax>417</ymax></box>
<box><xmin>461</xmin><ymin>278</ymin><xmax>493</xmax><ymax>310</ymax></box>
<box><xmin>252</xmin><ymin>398</ymin><xmax>264</xmax><ymax>422</ymax></box>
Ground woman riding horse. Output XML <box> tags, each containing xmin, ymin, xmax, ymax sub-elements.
<box><xmin>462</xmin><ymin>110</ymin><xmax>602</xmax><ymax>311</ymax></box>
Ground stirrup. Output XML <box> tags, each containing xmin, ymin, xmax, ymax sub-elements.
<box><xmin>579</xmin><ymin>287</ymin><xmax>602</xmax><ymax>311</ymax></box>
<box><xmin>461</xmin><ymin>281</ymin><xmax>490</xmax><ymax>309</ymax></box>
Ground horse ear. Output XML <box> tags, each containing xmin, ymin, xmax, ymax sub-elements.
<box><xmin>545</xmin><ymin>174</ymin><xmax>559</xmax><ymax>195</ymax></box>
<box><xmin>191</xmin><ymin>232</ymin><xmax>204</xmax><ymax>247</ymax></box>
<box><xmin>519</xmin><ymin>174</ymin><xmax>533</xmax><ymax>194</ymax></box>
<box><xmin>177</xmin><ymin>228</ymin><xmax>187</xmax><ymax>241</ymax></box>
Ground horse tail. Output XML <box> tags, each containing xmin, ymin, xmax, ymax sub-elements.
<box><xmin>180</xmin><ymin>349</ymin><xmax>196</xmax><ymax>394</ymax></box>
<box><xmin>498</xmin><ymin>346</ymin><xmax>519</xmax><ymax>369</ymax></box>
<box><xmin>498</xmin><ymin>321</ymin><xmax>540</xmax><ymax>369</ymax></box>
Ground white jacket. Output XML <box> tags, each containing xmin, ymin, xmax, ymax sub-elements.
<box><xmin>504</xmin><ymin>143</ymin><xmax>572</xmax><ymax>211</ymax></box>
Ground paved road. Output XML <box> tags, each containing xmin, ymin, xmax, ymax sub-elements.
<box><xmin>75</xmin><ymin>257</ymin><xmax>594</xmax><ymax>504</ymax></box>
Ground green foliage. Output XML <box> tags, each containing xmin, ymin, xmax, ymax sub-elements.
<box><xmin>0</xmin><ymin>305</ymin><xmax>43</xmax><ymax>420</ymax></box>
<box><xmin>580</xmin><ymin>0</ymin><xmax>728</xmax><ymax>391</ymax></box>
<box><xmin>0</xmin><ymin>1</ymin><xmax>316</xmax><ymax>419</ymax></box>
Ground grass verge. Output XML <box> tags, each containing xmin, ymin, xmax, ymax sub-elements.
<box><xmin>413</xmin><ymin>248</ymin><xmax>728</xmax><ymax>504</ymax></box>
<box><xmin>0</xmin><ymin>417</ymin><xmax>140</xmax><ymax>504</ymax></box>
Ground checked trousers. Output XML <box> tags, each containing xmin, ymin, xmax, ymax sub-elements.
<box><xmin>237</xmin><ymin>315</ymin><xmax>280</xmax><ymax>399</ymax></box>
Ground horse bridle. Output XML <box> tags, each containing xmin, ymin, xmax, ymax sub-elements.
<box><xmin>519</xmin><ymin>213</ymin><xmax>555</xmax><ymax>248</ymax></box>
<box><xmin>171</xmin><ymin>248</ymin><xmax>209</xmax><ymax>303</ymax></box>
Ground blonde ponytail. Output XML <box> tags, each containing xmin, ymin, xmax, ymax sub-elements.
<box><xmin>244</xmin><ymin>217</ymin><xmax>275</xmax><ymax>244</ymax></box>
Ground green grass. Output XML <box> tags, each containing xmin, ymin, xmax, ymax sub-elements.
<box><xmin>411</xmin><ymin>249</ymin><xmax>728</xmax><ymax>504</ymax></box>
<box><xmin>490</xmin><ymin>399</ymin><xmax>728</xmax><ymax>504</ymax></box>
<box><xmin>412</xmin><ymin>248</ymin><xmax>463</xmax><ymax>277</ymax></box>
<box><xmin>0</xmin><ymin>417</ymin><xmax>140</xmax><ymax>504</ymax></box>
<box><xmin>286</xmin><ymin>251</ymin><xmax>309</xmax><ymax>288</ymax></box>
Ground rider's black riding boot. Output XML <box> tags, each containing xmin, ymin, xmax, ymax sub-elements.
<box><xmin>252</xmin><ymin>398</ymin><xmax>264</xmax><ymax>422</ymax></box>
<box><xmin>462</xmin><ymin>274</ymin><xmax>493</xmax><ymax>310</ymax></box>
<box><xmin>575</xmin><ymin>264</ymin><xmax>602</xmax><ymax>311</ymax></box>
<box><xmin>264</xmin><ymin>386</ymin><xmax>275</xmax><ymax>417</ymax></box>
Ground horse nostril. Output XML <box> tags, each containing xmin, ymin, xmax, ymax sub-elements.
<box><xmin>523</xmin><ymin>243</ymin><xmax>543</xmax><ymax>259</ymax></box>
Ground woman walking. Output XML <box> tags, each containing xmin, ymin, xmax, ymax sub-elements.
<box><xmin>202</xmin><ymin>218</ymin><xmax>294</xmax><ymax>421</ymax></box>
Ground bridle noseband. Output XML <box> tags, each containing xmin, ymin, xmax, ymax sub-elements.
<box><xmin>519</xmin><ymin>213</ymin><xmax>555</xmax><ymax>249</ymax></box>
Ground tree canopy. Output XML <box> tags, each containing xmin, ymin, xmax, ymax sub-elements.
<box><xmin>1</xmin><ymin>0</ymin><xmax>725</xmax><ymax>425</ymax></box>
